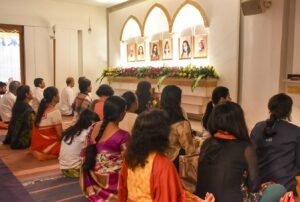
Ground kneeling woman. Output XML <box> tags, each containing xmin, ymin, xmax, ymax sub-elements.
<box><xmin>59</xmin><ymin>109</ymin><xmax>99</xmax><ymax>177</ymax></box>
<box><xmin>118</xmin><ymin>109</ymin><xmax>214</xmax><ymax>202</ymax></box>
<box><xmin>196</xmin><ymin>102</ymin><xmax>260</xmax><ymax>201</ymax></box>
<box><xmin>3</xmin><ymin>85</ymin><xmax>34</xmax><ymax>149</ymax></box>
<box><xmin>80</xmin><ymin>96</ymin><xmax>129</xmax><ymax>201</ymax></box>
<box><xmin>30</xmin><ymin>87</ymin><xmax>63</xmax><ymax>160</ymax></box>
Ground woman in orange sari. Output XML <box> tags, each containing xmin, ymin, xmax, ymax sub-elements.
<box><xmin>30</xmin><ymin>87</ymin><xmax>63</xmax><ymax>160</ymax></box>
<box><xmin>118</xmin><ymin>109</ymin><xmax>215</xmax><ymax>202</ymax></box>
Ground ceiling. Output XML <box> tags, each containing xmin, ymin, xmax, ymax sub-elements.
<box><xmin>56</xmin><ymin>0</ymin><xmax>128</xmax><ymax>7</ymax></box>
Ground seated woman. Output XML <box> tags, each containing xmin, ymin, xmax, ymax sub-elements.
<box><xmin>160</xmin><ymin>85</ymin><xmax>197</xmax><ymax>170</ymax></box>
<box><xmin>59</xmin><ymin>109</ymin><xmax>99</xmax><ymax>178</ymax></box>
<box><xmin>80</xmin><ymin>96</ymin><xmax>129</xmax><ymax>201</ymax></box>
<box><xmin>118</xmin><ymin>109</ymin><xmax>215</xmax><ymax>202</ymax></box>
<box><xmin>119</xmin><ymin>91</ymin><xmax>138</xmax><ymax>134</ymax></box>
<box><xmin>3</xmin><ymin>85</ymin><xmax>35</xmax><ymax>149</ymax></box>
<box><xmin>251</xmin><ymin>93</ymin><xmax>300</xmax><ymax>195</ymax></box>
<box><xmin>136</xmin><ymin>81</ymin><xmax>153</xmax><ymax>114</ymax></box>
<box><xmin>73</xmin><ymin>78</ymin><xmax>92</xmax><ymax>121</ymax></box>
<box><xmin>196</xmin><ymin>102</ymin><xmax>259</xmax><ymax>201</ymax></box>
<box><xmin>30</xmin><ymin>87</ymin><xmax>63</xmax><ymax>160</ymax></box>
<box><xmin>92</xmin><ymin>84</ymin><xmax>114</xmax><ymax>120</ymax></box>
<box><xmin>202</xmin><ymin>86</ymin><xmax>231</xmax><ymax>130</ymax></box>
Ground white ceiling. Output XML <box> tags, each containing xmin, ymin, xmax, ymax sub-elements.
<box><xmin>55</xmin><ymin>0</ymin><xmax>128</xmax><ymax>7</ymax></box>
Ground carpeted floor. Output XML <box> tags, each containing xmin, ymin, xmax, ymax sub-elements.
<box><xmin>0</xmin><ymin>159</ymin><xmax>34</xmax><ymax>202</ymax></box>
<box><xmin>24</xmin><ymin>174</ymin><xmax>86</xmax><ymax>202</ymax></box>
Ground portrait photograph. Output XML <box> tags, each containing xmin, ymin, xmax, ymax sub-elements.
<box><xmin>150</xmin><ymin>41</ymin><xmax>161</xmax><ymax>61</ymax></box>
<box><xmin>162</xmin><ymin>39</ymin><xmax>172</xmax><ymax>60</ymax></box>
<box><xmin>136</xmin><ymin>43</ymin><xmax>145</xmax><ymax>61</ymax></box>
<box><xmin>179</xmin><ymin>36</ymin><xmax>192</xmax><ymax>59</ymax></box>
<box><xmin>127</xmin><ymin>43</ymin><xmax>136</xmax><ymax>62</ymax></box>
<box><xmin>194</xmin><ymin>34</ymin><xmax>208</xmax><ymax>58</ymax></box>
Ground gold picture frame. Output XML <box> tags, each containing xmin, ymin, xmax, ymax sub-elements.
<box><xmin>193</xmin><ymin>34</ymin><xmax>208</xmax><ymax>58</ymax></box>
<box><xmin>162</xmin><ymin>39</ymin><xmax>173</xmax><ymax>60</ymax></box>
<box><xmin>179</xmin><ymin>36</ymin><xmax>192</xmax><ymax>60</ymax></box>
<box><xmin>127</xmin><ymin>43</ymin><xmax>136</xmax><ymax>62</ymax></box>
<box><xmin>150</xmin><ymin>40</ymin><xmax>161</xmax><ymax>61</ymax></box>
<box><xmin>136</xmin><ymin>42</ymin><xmax>145</xmax><ymax>61</ymax></box>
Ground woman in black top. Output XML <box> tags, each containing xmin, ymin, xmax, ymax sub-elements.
<box><xmin>135</xmin><ymin>81</ymin><xmax>153</xmax><ymax>114</ymax></box>
<box><xmin>202</xmin><ymin>86</ymin><xmax>231</xmax><ymax>130</ymax></box>
<box><xmin>251</xmin><ymin>93</ymin><xmax>300</xmax><ymax>195</ymax></box>
<box><xmin>196</xmin><ymin>102</ymin><xmax>260</xmax><ymax>202</ymax></box>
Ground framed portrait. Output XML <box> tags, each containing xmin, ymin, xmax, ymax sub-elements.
<box><xmin>162</xmin><ymin>39</ymin><xmax>173</xmax><ymax>60</ymax></box>
<box><xmin>136</xmin><ymin>43</ymin><xmax>145</xmax><ymax>61</ymax></box>
<box><xmin>179</xmin><ymin>36</ymin><xmax>192</xmax><ymax>59</ymax></box>
<box><xmin>127</xmin><ymin>43</ymin><xmax>136</xmax><ymax>62</ymax></box>
<box><xmin>193</xmin><ymin>35</ymin><xmax>208</xmax><ymax>58</ymax></box>
<box><xmin>150</xmin><ymin>41</ymin><xmax>161</xmax><ymax>61</ymax></box>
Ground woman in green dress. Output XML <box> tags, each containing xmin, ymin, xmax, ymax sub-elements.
<box><xmin>3</xmin><ymin>85</ymin><xmax>35</xmax><ymax>149</ymax></box>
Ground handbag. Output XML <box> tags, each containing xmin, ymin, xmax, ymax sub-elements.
<box><xmin>179</xmin><ymin>154</ymin><xmax>199</xmax><ymax>193</ymax></box>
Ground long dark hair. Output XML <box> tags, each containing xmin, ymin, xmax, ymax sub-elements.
<box><xmin>136</xmin><ymin>81</ymin><xmax>152</xmax><ymax>114</ymax></box>
<box><xmin>11</xmin><ymin>85</ymin><xmax>32</xmax><ymax>122</ymax></box>
<box><xmin>62</xmin><ymin>109</ymin><xmax>100</xmax><ymax>145</ymax></box>
<box><xmin>35</xmin><ymin>87</ymin><xmax>58</xmax><ymax>126</ymax></box>
<box><xmin>160</xmin><ymin>85</ymin><xmax>185</xmax><ymax>124</ymax></box>
<box><xmin>200</xmin><ymin>102</ymin><xmax>249</xmax><ymax>162</ymax></box>
<box><xmin>122</xmin><ymin>91</ymin><xmax>137</xmax><ymax>111</ymax></box>
<box><xmin>125</xmin><ymin>109</ymin><xmax>170</xmax><ymax>170</ymax></box>
<box><xmin>203</xmin><ymin>86</ymin><xmax>230</xmax><ymax>129</ymax></box>
<box><xmin>264</xmin><ymin>93</ymin><xmax>293</xmax><ymax>138</ymax></box>
<box><xmin>82</xmin><ymin>96</ymin><xmax>126</xmax><ymax>172</ymax></box>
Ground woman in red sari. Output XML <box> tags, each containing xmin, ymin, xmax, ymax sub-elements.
<box><xmin>118</xmin><ymin>109</ymin><xmax>215</xmax><ymax>202</ymax></box>
<box><xmin>30</xmin><ymin>87</ymin><xmax>62</xmax><ymax>160</ymax></box>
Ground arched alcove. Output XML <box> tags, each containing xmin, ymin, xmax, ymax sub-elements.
<box><xmin>143</xmin><ymin>4</ymin><xmax>171</xmax><ymax>40</ymax></box>
<box><xmin>120</xmin><ymin>16</ymin><xmax>142</xmax><ymax>41</ymax></box>
<box><xmin>172</xmin><ymin>1</ymin><xmax>209</xmax><ymax>36</ymax></box>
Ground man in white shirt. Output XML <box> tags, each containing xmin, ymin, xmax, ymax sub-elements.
<box><xmin>31</xmin><ymin>78</ymin><xmax>45</xmax><ymax>113</ymax></box>
<box><xmin>0</xmin><ymin>81</ymin><xmax>7</xmax><ymax>99</ymax></box>
<box><xmin>0</xmin><ymin>81</ymin><xmax>20</xmax><ymax>122</ymax></box>
<box><xmin>59</xmin><ymin>77</ymin><xmax>75</xmax><ymax>115</ymax></box>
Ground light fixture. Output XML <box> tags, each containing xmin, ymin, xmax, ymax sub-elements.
<box><xmin>88</xmin><ymin>17</ymin><xmax>92</xmax><ymax>34</ymax></box>
<box><xmin>96</xmin><ymin>0</ymin><xmax>128</xmax><ymax>3</ymax></box>
<box><xmin>50</xmin><ymin>25</ymin><xmax>56</xmax><ymax>39</ymax></box>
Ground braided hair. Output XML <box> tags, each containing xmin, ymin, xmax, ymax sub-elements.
<box><xmin>35</xmin><ymin>87</ymin><xmax>58</xmax><ymax>126</ymax></box>
<box><xmin>264</xmin><ymin>93</ymin><xmax>292</xmax><ymax>138</ymax></box>
<box><xmin>82</xmin><ymin>96</ymin><xmax>126</xmax><ymax>172</ymax></box>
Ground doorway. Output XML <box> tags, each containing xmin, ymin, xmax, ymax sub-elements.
<box><xmin>0</xmin><ymin>24</ymin><xmax>25</xmax><ymax>84</ymax></box>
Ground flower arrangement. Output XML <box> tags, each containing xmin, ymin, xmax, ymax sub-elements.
<box><xmin>98</xmin><ymin>65</ymin><xmax>219</xmax><ymax>91</ymax></box>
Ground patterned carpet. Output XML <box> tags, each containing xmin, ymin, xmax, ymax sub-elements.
<box><xmin>23</xmin><ymin>174</ymin><xmax>86</xmax><ymax>202</ymax></box>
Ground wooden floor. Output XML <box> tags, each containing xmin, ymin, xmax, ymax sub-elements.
<box><xmin>0</xmin><ymin>116</ymin><xmax>74</xmax><ymax>181</ymax></box>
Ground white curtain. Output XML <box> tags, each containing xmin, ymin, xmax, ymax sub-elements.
<box><xmin>0</xmin><ymin>32</ymin><xmax>21</xmax><ymax>82</ymax></box>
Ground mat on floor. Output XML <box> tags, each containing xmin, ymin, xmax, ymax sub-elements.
<box><xmin>0</xmin><ymin>135</ymin><xmax>5</xmax><ymax>142</ymax></box>
<box><xmin>0</xmin><ymin>159</ymin><xmax>34</xmax><ymax>202</ymax></box>
<box><xmin>24</xmin><ymin>175</ymin><xmax>87</xmax><ymax>202</ymax></box>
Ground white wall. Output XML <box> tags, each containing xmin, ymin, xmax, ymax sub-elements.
<box><xmin>0</xmin><ymin>0</ymin><xmax>107</xmax><ymax>97</ymax></box>
<box><xmin>108</xmin><ymin>0</ymin><xmax>241</xmax><ymax>101</ymax></box>
<box><xmin>240</xmin><ymin>0</ymin><xmax>285</xmax><ymax>128</ymax></box>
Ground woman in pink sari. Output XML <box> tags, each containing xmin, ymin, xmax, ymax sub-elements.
<box><xmin>80</xmin><ymin>96</ymin><xmax>129</xmax><ymax>201</ymax></box>
<box><xmin>30</xmin><ymin>87</ymin><xmax>62</xmax><ymax>160</ymax></box>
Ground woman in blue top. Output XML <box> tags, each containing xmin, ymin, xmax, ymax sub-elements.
<box><xmin>251</xmin><ymin>93</ymin><xmax>300</xmax><ymax>195</ymax></box>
